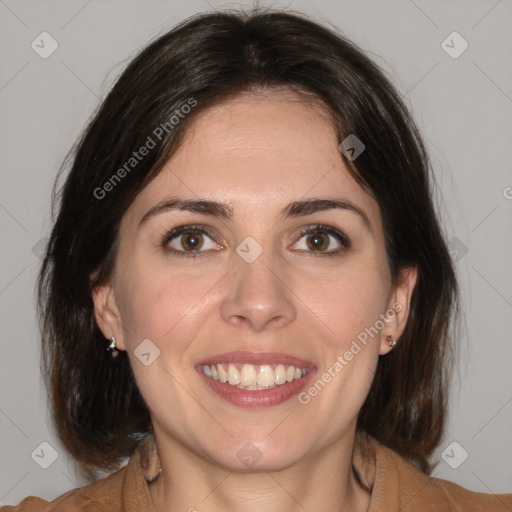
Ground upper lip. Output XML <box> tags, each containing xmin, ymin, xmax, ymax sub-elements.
<box><xmin>196</xmin><ymin>351</ymin><xmax>315</xmax><ymax>368</ymax></box>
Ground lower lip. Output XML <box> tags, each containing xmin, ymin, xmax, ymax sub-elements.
<box><xmin>197</xmin><ymin>368</ymin><xmax>316</xmax><ymax>408</ymax></box>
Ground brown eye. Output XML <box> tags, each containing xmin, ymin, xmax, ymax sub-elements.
<box><xmin>305</xmin><ymin>232</ymin><xmax>330</xmax><ymax>251</ymax></box>
<box><xmin>292</xmin><ymin>225</ymin><xmax>349</xmax><ymax>256</ymax></box>
<box><xmin>179</xmin><ymin>232</ymin><xmax>204</xmax><ymax>251</ymax></box>
<box><xmin>161</xmin><ymin>225</ymin><xmax>221</xmax><ymax>257</ymax></box>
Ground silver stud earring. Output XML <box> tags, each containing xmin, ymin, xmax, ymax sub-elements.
<box><xmin>107</xmin><ymin>336</ymin><xmax>119</xmax><ymax>357</ymax></box>
<box><xmin>386</xmin><ymin>335</ymin><xmax>396</xmax><ymax>348</ymax></box>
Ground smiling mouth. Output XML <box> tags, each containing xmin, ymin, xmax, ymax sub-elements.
<box><xmin>199</xmin><ymin>363</ymin><xmax>309</xmax><ymax>390</ymax></box>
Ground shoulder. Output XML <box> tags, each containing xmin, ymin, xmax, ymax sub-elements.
<box><xmin>433</xmin><ymin>477</ymin><xmax>512</xmax><ymax>511</ymax></box>
<box><xmin>1</xmin><ymin>433</ymin><xmax>160</xmax><ymax>512</ymax></box>
<box><xmin>370</xmin><ymin>436</ymin><xmax>512</xmax><ymax>511</ymax></box>
<box><xmin>0</xmin><ymin>465</ymin><xmax>128</xmax><ymax>512</ymax></box>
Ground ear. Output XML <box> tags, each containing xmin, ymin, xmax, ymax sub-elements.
<box><xmin>379</xmin><ymin>266</ymin><xmax>418</xmax><ymax>355</ymax></box>
<box><xmin>91</xmin><ymin>280</ymin><xmax>127</xmax><ymax>351</ymax></box>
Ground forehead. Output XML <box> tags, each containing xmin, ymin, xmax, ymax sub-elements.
<box><xmin>124</xmin><ymin>90</ymin><xmax>380</xmax><ymax>228</ymax></box>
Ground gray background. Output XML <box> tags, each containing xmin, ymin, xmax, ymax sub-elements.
<box><xmin>1</xmin><ymin>0</ymin><xmax>511</xmax><ymax>505</ymax></box>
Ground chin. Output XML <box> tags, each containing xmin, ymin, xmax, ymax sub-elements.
<box><xmin>202</xmin><ymin>435</ymin><xmax>309</xmax><ymax>473</ymax></box>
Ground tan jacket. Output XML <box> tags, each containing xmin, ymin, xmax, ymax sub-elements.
<box><xmin>2</xmin><ymin>431</ymin><xmax>511</xmax><ymax>511</ymax></box>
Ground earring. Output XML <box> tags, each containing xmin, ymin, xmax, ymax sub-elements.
<box><xmin>386</xmin><ymin>335</ymin><xmax>396</xmax><ymax>348</ymax></box>
<box><xmin>107</xmin><ymin>336</ymin><xmax>119</xmax><ymax>357</ymax></box>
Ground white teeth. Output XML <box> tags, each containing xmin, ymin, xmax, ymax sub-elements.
<box><xmin>274</xmin><ymin>364</ymin><xmax>287</xmax><ymax>385</ymax></box>
<box><xmin>201</xmin><ymin>362</ymin><xmax>309</xmax><ymax>389</ymax></box>
<box><xmin>237</xmin><ymin>384</ymin><xmax>276</xmax><ymax>390</ymax></box>
<box><xmin>227</xmin><ymin>363</ymin><xmax>240</xmax><ymax>385</ymax></box>
<box><xmin>257</xmin><ymin>365</ymin><xmax>275</xmax><ymax>387</ymax></box>
<box><xmin>240</xmin><ymin>364</ymin><xmax>257</xmax><ymax>386</ymax></box>
<box><xmin>218</xmin><ymin>364</ymin><xmax>228</xmax><ymax>383</ymax></box>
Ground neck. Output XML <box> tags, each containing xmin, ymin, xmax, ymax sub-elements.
<box><xmin>148</xmin><ymin>430</ymin><xmax>371</xmax><ymax>512</ymax></box>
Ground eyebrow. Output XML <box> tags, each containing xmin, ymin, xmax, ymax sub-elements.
<box><xmin>139</xmin><ymin>197</ymin><xmax>373</xmax><ymax>233</ymax></box>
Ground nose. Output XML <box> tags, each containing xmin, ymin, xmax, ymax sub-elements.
<box><xmin>219</xmin><ymin>246</ymin><xmax>297</xmax><ymax>332</ymax></box>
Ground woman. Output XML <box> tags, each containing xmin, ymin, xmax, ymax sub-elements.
<box><xmin>3</xmin><ymin>8</ymin><xmax>511</xmax><ymax>512</ymax></box>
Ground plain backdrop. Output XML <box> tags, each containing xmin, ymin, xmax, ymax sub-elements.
<box><xmin>1</xmin><ymin>0</ymin><xmax>511</xmax><ymax>505</ymax></box>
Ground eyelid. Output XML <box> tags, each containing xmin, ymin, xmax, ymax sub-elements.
<box><xmin>160</xmin><ymin>223</ymin><xmax>350</xmax><ymax>258</ymax></box>
<box><xmin>160</xmin><ymin>225</ymin><xmax>223</xmax><ymax>257</ymax></box>
<box><xmin>290</xmin><ymin>224</ymin><xmax>350</xmax><ymax>256</ymax></box>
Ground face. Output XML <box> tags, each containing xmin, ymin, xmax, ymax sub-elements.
<box><xmin>93</xmin><ymin>90</ymin><xmax>416</xmax><ymax>472</ymax></box>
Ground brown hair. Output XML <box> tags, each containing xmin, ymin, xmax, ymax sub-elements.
<box><xmin>37</xmin><ymin>8</ymin><xmax>458</xmax><ymax>480</ymax></box>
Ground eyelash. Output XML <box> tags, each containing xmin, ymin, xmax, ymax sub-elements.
<box><xmin>159</xmin><ymin>225</ymin><xmax>218</xmax><ymax>260</ymax></box>
<box><xmin>297</xmin><ymin>224</ymin><xmax>350</xmax><ymax>258</ymax></box>
<box><xmin>159</xmin><ymin>224</ymin><xmax>350</xmax><ymax>259</ymax></box>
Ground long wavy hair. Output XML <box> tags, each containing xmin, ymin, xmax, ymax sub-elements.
<box><xmin>37</xmin><ymin>8</ymin><xmax>458</xmax><ymax>480</ymax></box>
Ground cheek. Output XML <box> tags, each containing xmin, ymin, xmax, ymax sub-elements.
<box><xmin>297</xmin><ymin>269</ymin><xmax>387</xmax><ymax>428</ymax></box>
<box><xmin>300</xmin><ymin>256</ymin><xmax>390</xmax><ymax>410</ymax></box>
<box><xmin>116</xmin><ymin>260</ymin><xmax>220</xmax><ymax>347</ymax></box>
<box><xmin>301</xmin><ymin>262</ymin><xmax>390</xmax><ymax>347</ymax></box>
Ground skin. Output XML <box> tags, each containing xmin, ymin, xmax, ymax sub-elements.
<box><xmin>93</xmin><ymin>89</ymin><xmax>417</xmax><ymax>512</ymax></box>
